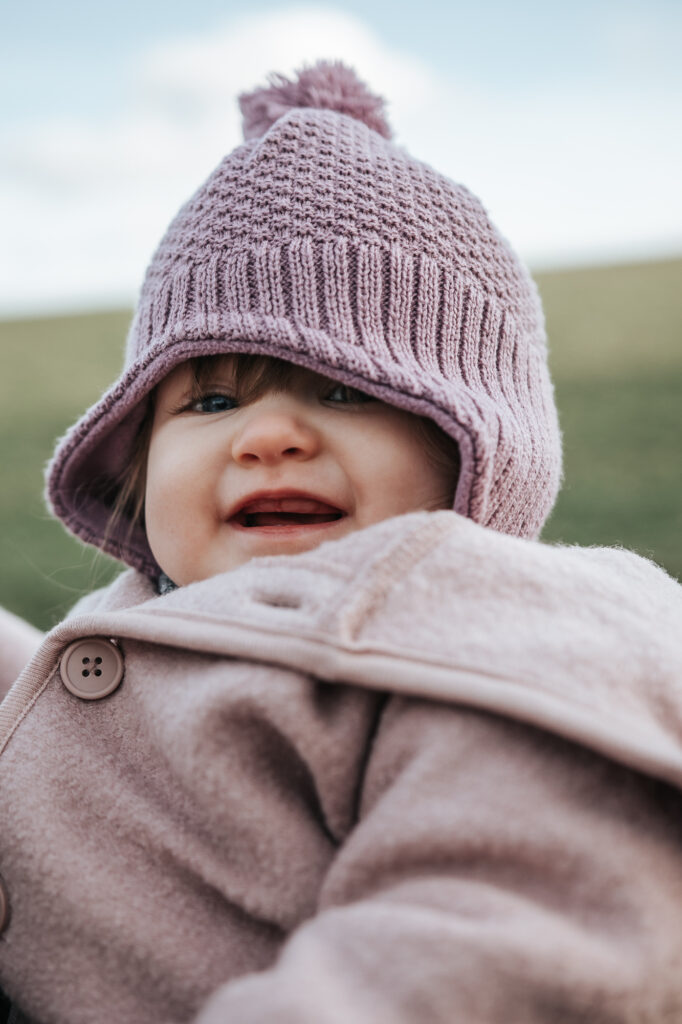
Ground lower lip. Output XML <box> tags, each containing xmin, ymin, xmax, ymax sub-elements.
<box><xmin>228</xmin><ymin>517</ymin><xmax>347</xmax><ymax>535</ymax></box>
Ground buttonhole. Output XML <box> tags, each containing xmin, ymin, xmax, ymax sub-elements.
<box><xmin>253</xmin><ymin>591</ymin><xmax>302</xmax><ymax>610</ymax></box>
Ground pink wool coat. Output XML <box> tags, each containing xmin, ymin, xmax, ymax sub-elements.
<box><xmin>2</xmin><ymin>510</ymin><xmax>682</xmax><ymax>1023</ymax></box>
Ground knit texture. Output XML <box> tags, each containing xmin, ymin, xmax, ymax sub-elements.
<box><xmin>45</xmin><ymin>60</ymin><xmax>562</xmax><ymax>577</ymax></box>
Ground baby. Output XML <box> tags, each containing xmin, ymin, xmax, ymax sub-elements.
<box><xmin>2</xmin><ymin>60</ymin><xmax>682</xmax><ymax>1024</ymax></box>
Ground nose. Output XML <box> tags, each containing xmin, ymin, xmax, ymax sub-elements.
<box><xmin>231</xmin><ymin>401</ymin><xmax>322</xmax><ymax>466</ymax></box>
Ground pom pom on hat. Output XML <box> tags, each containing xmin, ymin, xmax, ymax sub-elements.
<box><xmin>239</xmin><ymin>59</ymin><xmax>393</xmax><ymax>141</ymax></box>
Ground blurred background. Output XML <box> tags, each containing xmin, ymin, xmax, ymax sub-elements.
<box><xmin>1</xmin><ymin>0</ymin><xmax>681</xmax><ymax>631</ymax></box>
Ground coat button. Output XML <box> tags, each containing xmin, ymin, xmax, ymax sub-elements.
<box><xmin>59</xmin><ymin>638</ymin><xmax>124</xmax><ymax>700</ymax></box>
<box><xmin>0</xmin><ymin>874</ymin><xmax>8</xmax><ymax>935</ymax></box>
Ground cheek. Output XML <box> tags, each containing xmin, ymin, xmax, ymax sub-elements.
<box><xmin>144</xmin><ymin>454</ymin><xmax>178</xmax><ymax>552</ymax></box>
<box><xmin>145</xmin><ymin>442</ymin><xmax>182</xmax><ymax>511</ymax></box>
<box><xmin>143</xmin><ymin>431</ymin><xmax>222</xmax><ymax>583</ymax></box>
<box><xmin>353</xmin><ymin>417</ymin><xmax>453</xmax><ymax>512</ymax></box>
<box><xmin>145</xmin><ymin>431</ymin><xmax>211</xmax><ymax>531</ymax></box>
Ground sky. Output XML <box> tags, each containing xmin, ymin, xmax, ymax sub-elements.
<box><xmin>1</xmin><ymin>0</ymin><xmax>681</xmax><ymax>316</ymax></box>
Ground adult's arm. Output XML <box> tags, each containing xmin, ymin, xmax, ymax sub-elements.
<box><xmin>0</xmin><ymin>608</ymin><xmax>43</xmax><ymax>702</ymax></box>
<box><xmin>191</xmin><ymin>697</ymin><xmax>682</xmax><ymax>1023</ymax></box>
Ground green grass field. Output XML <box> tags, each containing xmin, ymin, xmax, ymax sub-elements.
<box><xmin>1</xmin><ymin>256</ymin><xmax>680</xmax><ymax>631</ymax></box>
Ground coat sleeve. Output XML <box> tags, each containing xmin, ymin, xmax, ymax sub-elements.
<box><xmin>0</xmin><ymin>607</ymin><xmax>43</xmax><ymax>702</ymax></box>
<box><xmin>191</xmin><ymin>696</ymin><xmax>682</xmax><ymax>1023</ymax></box>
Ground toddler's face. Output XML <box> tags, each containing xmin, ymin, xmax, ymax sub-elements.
<box><xmin>144</xmin><ymin>359</ymin><xmax>456</xmax><ymax>585</ymax></box>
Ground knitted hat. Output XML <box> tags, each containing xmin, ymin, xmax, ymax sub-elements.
<box><xmin>46</xmin><ymin>60</ymin><xmax>562</xmax><ymax>578</ymax></box>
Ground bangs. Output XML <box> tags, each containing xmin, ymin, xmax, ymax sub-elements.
<box><xmin>188</xmin><ymin>353</ymin><xmax>301</xmax><ymax>403</ymax></box>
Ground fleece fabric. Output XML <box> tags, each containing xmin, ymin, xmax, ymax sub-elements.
<box><xmin>1</xmin><ymin>510</ymin><xmax>682</xmax><ymax>1024</ymax></box>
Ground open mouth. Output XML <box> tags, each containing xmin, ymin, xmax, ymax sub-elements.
<box><xmin>230</xmin><ymin>496</ymin><xmax>346</xmax><ymax>530</ymax></box>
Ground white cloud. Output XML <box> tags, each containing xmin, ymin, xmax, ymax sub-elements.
<box><xmin>1</xmin><ymin>3</ymin><xmax>680</xmax><ymax>316</ymax></box>
<box><xmin>1</xmin><ymin>6</ymin><xmax>436</xmax><ymax>315</ymax></box>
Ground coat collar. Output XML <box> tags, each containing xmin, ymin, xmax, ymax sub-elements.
<box><xmin>5</xmin><ymin>510</ymin><xmax>682</xmax><ymax>791</ymax></box>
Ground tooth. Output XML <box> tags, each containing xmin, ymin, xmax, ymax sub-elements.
<box><xmin>244</xmin><ymin>497</ymin><xmax>336</xmax><ymax>514</ymax></box>
<box><xmin>279</xmin><ymin>498</ymin><xmax>328</xmax><ymax>513</ymax></box>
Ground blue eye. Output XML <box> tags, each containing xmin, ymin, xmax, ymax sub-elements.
<box><xmin>191</xmin><ymin>393</ymin><xmax>237</xmax><ymax>414</ymax></box>
<box><xmin>325</xmin><ymin>383</ymin><xmax>372</xmax><ymax>404</ymax></box>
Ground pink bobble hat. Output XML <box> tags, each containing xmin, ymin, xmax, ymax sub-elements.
<box><xmin>45</xmin><ymin>59</ymin><xmax>563</xmax><ymax>578</ymax></box>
